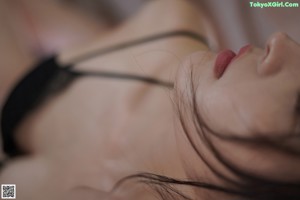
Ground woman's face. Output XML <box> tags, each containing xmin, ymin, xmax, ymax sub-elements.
<box><xmin>176</xmin><ymin>32</ymin><xmax>300</xmax><ymax>182</ymax></box>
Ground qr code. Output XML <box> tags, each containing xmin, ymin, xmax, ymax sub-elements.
<box><xmin>1</xmin><ymin>184</ymin><xmax>16</xmax><ymax>199</ymax></box>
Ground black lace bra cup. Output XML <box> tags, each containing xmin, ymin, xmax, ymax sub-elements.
<box><xmin>1</xmin><ymin>31</ymin><xmax>207</xmax><ymax>158</ymax></box>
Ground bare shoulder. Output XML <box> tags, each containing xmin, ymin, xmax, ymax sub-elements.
<box><xmin>59</xmin><ymin>0</ymin><xmax>207</xmax><ymax>64</ymax></box>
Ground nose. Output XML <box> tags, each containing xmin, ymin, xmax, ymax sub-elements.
<box><xmin>258</xmin><ymin>32</ymin><xmax>295</xmax><ymax>76</ymax></box>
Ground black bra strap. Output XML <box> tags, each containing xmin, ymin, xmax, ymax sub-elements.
<box><xmin>63</xmin><ymin>68</ymin><xmax>174</xmax><ymax>88</ymax></box>
<box><xmin>63</xmin><ymin>30</ymin><xmax>207</xmax><ymax>88</ymax></box>
<box><xmin>68</xmin><ymin>30</ymin><xmax>208</xmax><ymax>65</ymax></box>
<box><xmin>1</xmin><ymin>30</ymin><xmax>207</xmax><ymax>158</ymax></box>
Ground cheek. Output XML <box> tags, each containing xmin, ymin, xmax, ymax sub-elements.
<box><xmin>237</xmin><ymin>98</ymin><xmax>295</xmax><ymax>137</ymax></box>
<box><xmin>199</xmin><ymin>87</ymin><xmax>295</xmax><ymax>138</ymax></box>
<box><xmin>214</xmin><ymin>136</ymin><xmax>300</xmax><ymax>183</ymax></box>
<box><xmin>199</xmin><ymin>86</ymin><xmax>251</xmax><ymax>137</ymax></box>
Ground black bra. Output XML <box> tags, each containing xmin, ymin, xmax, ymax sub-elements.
<box><xmin>0</xmin><ymin>30</ymin><xmax>207</xmax><ymax>158</ymax></box>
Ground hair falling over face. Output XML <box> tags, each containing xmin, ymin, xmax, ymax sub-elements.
<box><xmin>106</xmin><ymin>64</ymin><xmax>300</xmax><ymax>200</ymax></box>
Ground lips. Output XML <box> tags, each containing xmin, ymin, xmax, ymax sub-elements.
<box><xmin>214</xmin><ymin>50</ymin><xmax>236</xmax><ymax>79</ymax></box>
<box><xmin>235</xmin><ymin>44</ymin><xmax>251</xmax><ymax>60</ymax></box>
<box><xmin>214</xmin><ymin>44</ymin><xmax>251</xmax><ymax>78</ymax></box>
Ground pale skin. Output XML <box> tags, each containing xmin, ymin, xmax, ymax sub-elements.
<box><xmin>1</xmin><ymin>0</ymin><xmax>300</xmax><ymax>200</ymax></box>
<box><xmin>0</xmin><ymin>0</ymin><xmax>107</xmax><ymax>106</ymax></box>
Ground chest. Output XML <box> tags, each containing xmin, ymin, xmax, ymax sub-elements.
<box><xmin>20</xmin><ymin>72</ymin><xmax>176</xmax><ymax>194</ymax></box>
<box><xmin>24</xmin><ymin>62</ymin><xmax>175</xmax><ymax>159</ymax></box>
